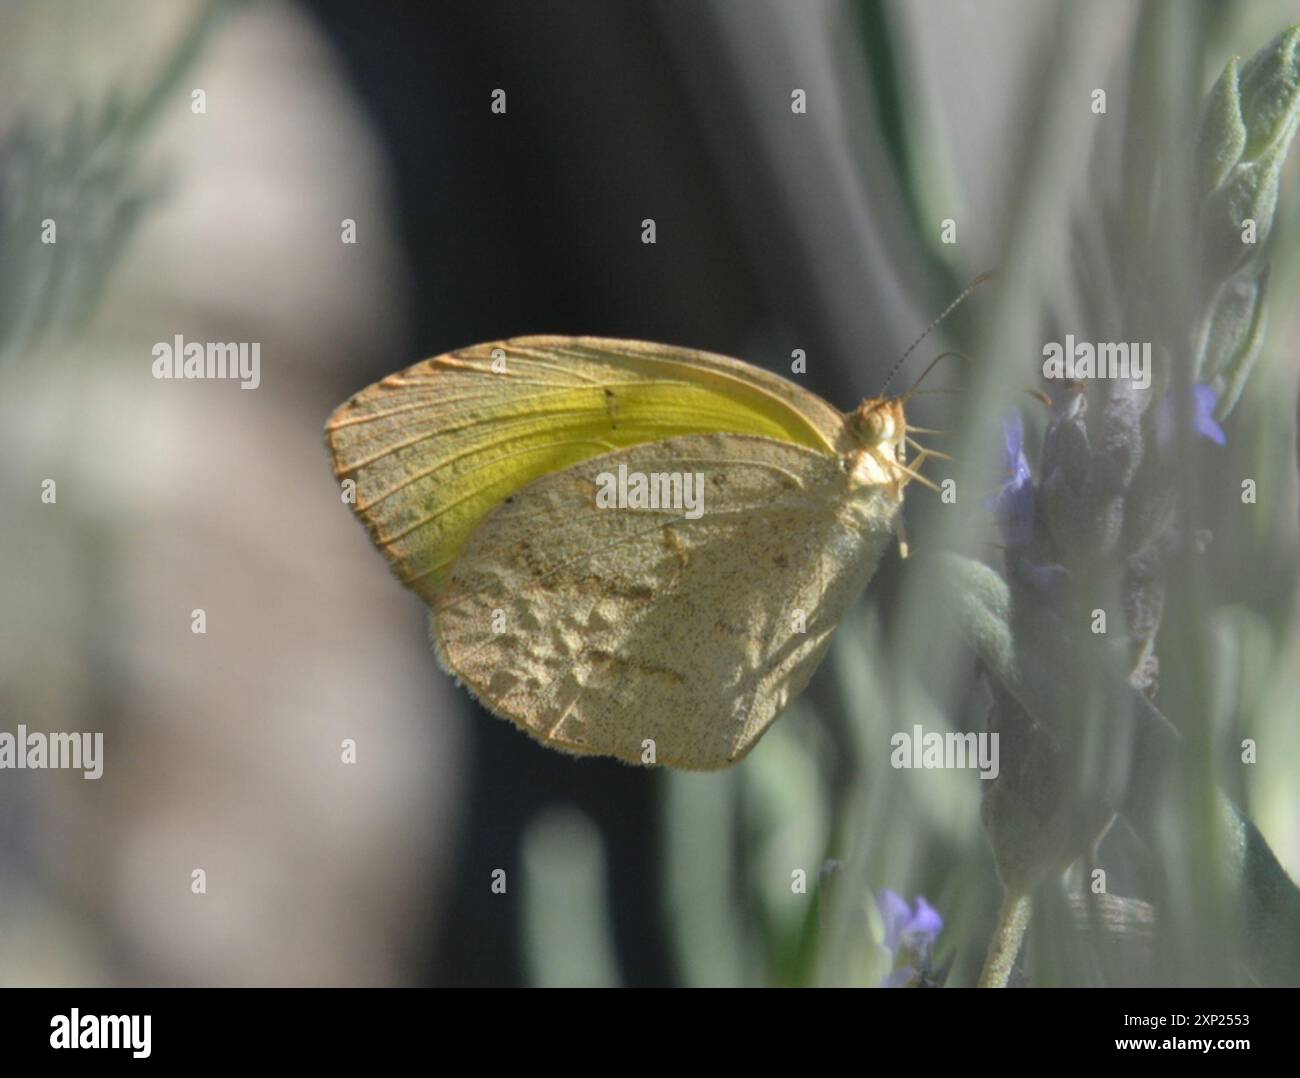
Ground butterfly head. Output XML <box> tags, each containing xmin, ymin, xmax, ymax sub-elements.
<box><xmin>851</xmin><ymin>397</ymin><xmax>907</xmax><ymax>451</ymax></box>
<box><xmin>847</xmin><ymin>397</ymin><xmax>941</xmax><ymax>495</ymax></box>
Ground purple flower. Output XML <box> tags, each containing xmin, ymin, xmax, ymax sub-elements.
<box><xmin>877</xmin><ymin>890</ymin><xmax>943</xmax><ymax>987</ymax></box>
<box><xmin>986</xmin><ymin>409</ymin><xmax>1035</xmax><ymax>548</ymax></box>
<box><xmin>1155</xmin><ymin>383</ymin><xmax>1227</xmax><ymax>447</ymax></box>
<box><xmin>1193</xmin><ymin>384</ymin><xmax>1227</xmax><ymax>445</ymax></box>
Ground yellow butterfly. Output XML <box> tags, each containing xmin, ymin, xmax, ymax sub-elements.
<box><xmin>326</xmin><ymin>336</ymin><xmax>942</xmax><ymax>770</ymax></box>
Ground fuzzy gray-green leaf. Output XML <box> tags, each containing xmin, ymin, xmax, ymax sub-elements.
<box><xmin>1197</xmin><ymin>26</ymin><xmax>1300</xmax><ymax>280</ymax></box>
<box><xmin>1196</xmin><ymin>266</ymin><xmax>1270</xmax><ymax>417</ymax></box>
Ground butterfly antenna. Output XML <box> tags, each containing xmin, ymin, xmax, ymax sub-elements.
<box><xmin>900</xmin><ymin>350</ymin><xmax>972</xmax><ymax>404</ymax></box>
<box><xmin>878</xmin><ymin>270</ymin><xmax>994</xmax><ymax>395</ymax></box>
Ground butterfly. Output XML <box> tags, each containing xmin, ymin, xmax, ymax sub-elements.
<box><xmin>326</xmin><ymin>334</ymin><xmax>948</xmax><ymax>770</ymax></box>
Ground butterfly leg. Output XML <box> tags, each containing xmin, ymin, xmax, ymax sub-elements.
<box><xmin>897</xmin><ymin>515</ymin><xmax>910</xmax><ymax>559</ymax></box>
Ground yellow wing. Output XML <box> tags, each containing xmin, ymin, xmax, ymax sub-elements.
<box><xmin>325</xmin><ymin>336</ymin><xmax>849</xmax><ymax>603</ymax></box>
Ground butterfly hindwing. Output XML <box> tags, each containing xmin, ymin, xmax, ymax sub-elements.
<box><xmin>432</xmin><ymin>433</ymin><xmax>901</xmax><ymax>770</ymax></box>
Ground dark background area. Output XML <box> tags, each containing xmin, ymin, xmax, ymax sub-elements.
<box><xmin>308</xmin><ymin>1</ymin><xmax>823</xmax><ymax>986</ymax></box>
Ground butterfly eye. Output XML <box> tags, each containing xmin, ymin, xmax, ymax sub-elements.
<box><xmin>862</xmin><ymin>409</ymin><xmax>886</xmax><ymax>441</ymax></box>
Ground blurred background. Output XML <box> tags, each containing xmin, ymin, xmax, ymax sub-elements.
<box><xmin>1</xmin><ymin>0</ymin><xmax>1297</xmax><ymax>986</ymax></box>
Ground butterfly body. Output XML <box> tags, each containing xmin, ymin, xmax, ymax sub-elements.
<box><xmin>327</xmin><ymin>336</ymin><xmax>917</xmax><ymax>770</ymax></box>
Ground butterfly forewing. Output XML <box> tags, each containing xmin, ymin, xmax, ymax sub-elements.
<box><xmin>326</xmin><ymin>337</ymin><xmax>846</xmax><ymax>603</ymax></box>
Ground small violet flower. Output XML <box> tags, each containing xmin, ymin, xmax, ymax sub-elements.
<box><xmin>877</xmin><ymin>889</ymin><xmax>943</xmax><ymax>987</ymax></box>
<box><xmin>1193</xmin><ymin>383</ymin><xmax>1228</xmax><ymax>445</ymax></box>
<box><xmin>986</xmin><ymin>408</ymin><xmax>1035</xmax><ymax>549</ymax></box>
<box><xmin>1156</xmin><ymin>382</ymin><xmax>1228</xmax><ymax>447</ymax></box>
<box><xmin>985</xmin><ymin>408</ymin><xmax>1071</xmax><ymax>599</ymax></box>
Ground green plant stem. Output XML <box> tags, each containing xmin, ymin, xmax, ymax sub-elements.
<box><xmin>978</xmin><ymin>889</ymin><xmax>1033</xmax><ymax>988</ymax></box>
<box><xmin>121</xmin><ymin>0</ymin><xmax>237</xmax><ymax>140</ymax></box>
